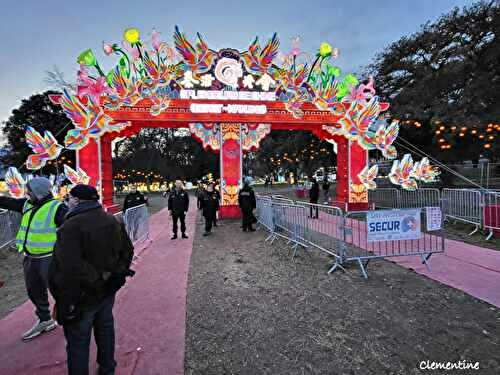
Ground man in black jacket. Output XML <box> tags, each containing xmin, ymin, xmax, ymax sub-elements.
<box><xmin>238</xmin><ymin>178</ymin><xmax>256</xmax><ymax>232</ymax></box>
<box><xmin>49</xmin><ymin>184</ymin><xmax>134</xmax><ymax>375</ymax></box>
<box><xmin>122</xmin><ymin>186</ymin><xmax>147</xmax><ymax>212</ymax></box>
<box><xmin>200</xmin><ymin>183</ymin><xmax>219</xmax><ymax>236</ymax></box>
<box><xmin>309</xmin><ymin>178</ymin><xmax>319</xmax><ymax>219</ymax></box>
<box><xmin>167</xmin><ymin>180</ymin><xmax>189</xmax><ymax>240</ymax></box>
<box><xmin>0</xmin><ymin>177</ymin><xmax>67</xmax><ymax>340</ymax></box>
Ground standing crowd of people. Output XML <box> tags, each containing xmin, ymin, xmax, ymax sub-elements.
<box><xmin>0</xmin><ymin>175</ymin><xmax>258</xmax><ymax>374</ymax></box>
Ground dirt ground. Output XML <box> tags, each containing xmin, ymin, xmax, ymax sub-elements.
<box><xmin>0</xmin><ymin>245</ymin><xmax>25</xmax><ymax>319</ymax></box>
<box><xmin>184</xmin><ymin>215</ymin><xmax>500</xmax><ymax>375</ymax></box>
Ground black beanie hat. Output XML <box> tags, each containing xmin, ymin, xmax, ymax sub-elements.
<box><xmin>70</xmin><ymin>184</ymin><xmax>100</xmax><ymax>201</ymax></box>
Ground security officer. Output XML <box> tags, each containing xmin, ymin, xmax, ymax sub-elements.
<box><xmin>122</xmin><ymin>185</ymin><xmax>147</xmax><ymax>212</ymax></box>
<box><xmin>0</xmin><ymin>177</ymin><xmax>67</xmax><ymax>340</ymax></box>
<box><xmin>200</xmin><ymin>182</ymin><xmax>219</xmax><ymax>236</ymax></box>
<box><xmin>167</xmin><ymin>180</ymin><xmax>189</xmax><ymax>239</ymax></box>
<box><xmin>238</xmin><ymin>177</ymin><xmax>256</xmax><ymax>232</ymax></box>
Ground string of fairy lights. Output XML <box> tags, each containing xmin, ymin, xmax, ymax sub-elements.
<box><xmin>110</xmin><ymin>121</ymin><xmax>497</xmax><ymax>182</ymax></box>
<box><xmin>400</xmin><ymin>120</ymin><xmax>499</xmax><ymax>150</ymax></box>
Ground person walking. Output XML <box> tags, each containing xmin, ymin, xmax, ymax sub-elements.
<box><xmin>309</xmin><ymin>178</ymin><xmax>319</xmax><ymax>219</ymax></box>
<box><xmin>0</xmin><ymin>177</ymin><xmax>67</xmax><ymax>340</ymax></box>
<box><xmin>238</xmin><ymin>178</ymin><xmax>256</xmax><ymax>232</ymax></box>
<box><xmin>49</xmin><ymin>184</ymin><xmax>134</xmax><ymax>375</ymax></box>
<box><xmin>167</xmin><ymin>180</ymin><xmax>189</xmax><ymax>240</ymax></box>
<box><xmin>200</xmin><ymin>183</ymin><xmax>219</xmax><ymax>236</ymax></box>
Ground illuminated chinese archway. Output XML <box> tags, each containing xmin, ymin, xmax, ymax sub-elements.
<box><xmin>46</xmin><ymin>26</ymin><xmax>408</xmax><ymax>218</ymax></box>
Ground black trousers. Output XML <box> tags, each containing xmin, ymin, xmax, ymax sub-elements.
<box><xmin>309</xmin><ymin>201</ymin><xmax>319</xmax><ymax>218</ymax></box>
<box><xmin>241</xmin><ymin>210</ymin><xmax>254</xmax><ymax>230</ymax></box>
<box><xmin>23</xmin><ymin>255</ymin><xmax>52</xmax><ymax>322</ymax></box>
<box><xmin>172</xmin><ymin>213</ymin><xmax>186</xmax><ymax>235</ymax></box>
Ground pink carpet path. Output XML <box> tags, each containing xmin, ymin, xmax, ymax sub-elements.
<box><xmin>0</xmin><ymin>206</ymin><xmax>196</xmax><ymax>375</ymax></box>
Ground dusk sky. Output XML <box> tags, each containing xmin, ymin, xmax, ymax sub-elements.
<box><xmin>0</xmin><ymin>0</ymin><xmax>475</xmax><ymax>125</ymax></box>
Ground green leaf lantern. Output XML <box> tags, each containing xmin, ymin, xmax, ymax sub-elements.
<box><xmin>77</xmin><ymin>49</ymin><xmax>97</xmax><ymax>67</ymax></box>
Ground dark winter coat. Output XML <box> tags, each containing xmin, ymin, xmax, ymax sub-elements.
<box><xmin>49</xmin><ymin>202</ymin><xmax>134</xmax><ymax>323</ymax></box>
<box><xmin>238</xmin><ymin>186</ymin><xmax>256</xmax><ymax>212</ymax></box>
<box><xmin>309</xmin><ymin>182</ymin><xmax>320</xmax><ymax>202</ymax></box>
<box><xmin>168</xmin><ymin>189</ymin><xmax>189</xmax><ymax>215</ymax></box>
<box><xmin>200</xmin><ymin>190</ymin><xmax>220</xmax><ymax>218</ymax></box>
<box><xmin>123</xmin><ymin>191</ymin><xmax>147</xmax><ymax>212</ymax></box>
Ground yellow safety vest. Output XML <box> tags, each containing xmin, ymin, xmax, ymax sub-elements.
<box><xmin>16</xmin><ymin>200</ymin><xmax>61</xmax><ymax>255</ymax></box>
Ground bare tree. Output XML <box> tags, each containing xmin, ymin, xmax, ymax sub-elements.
<box><xmin>44</xmin><ymin>65</ymin><xmax>76</xmax><ymax>91</ymax></box>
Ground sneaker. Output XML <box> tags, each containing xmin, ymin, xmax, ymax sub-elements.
<box><xmin>182</xmin><ymin>234</ymin><xmax>188</xmax><ymax>239</ymax></box>
<box><xmin>203</xmin><ymin>232</ymin><xmax>211</xmax><ymax>236</ymax></box>
<box><xmin>171</xmin><ymin>235</ymin><xmax>178</xmax><ymax>240</ymax></box>
<box><xmin>22</xmin><ymin>319</ymin><xmax>57</xmax><ymax>341</ymax></box>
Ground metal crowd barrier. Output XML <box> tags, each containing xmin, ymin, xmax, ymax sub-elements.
<box><xmin>369</xmin><ymin>188</ymin><xmax>399</xmax><ymax>209</ymax></box>
<box><xmin>369</xmin><ymin>187</ymin><xmax>500</xmax><ymax>240</ymax></box>
<box><xmin>123</xmin><ymin>204</ymin><xmax>150</xmax><ymax>244</ymax></box>
<box><xmin>399</xmin><ymin>189</ymin><xmax>441</xmax><ymax>209</ymax></box>
<box><xmin>483</xmin><ymin>191</ymin><xmax>500</xmax><ymax>240</ymax></box>
<box><xmin>441</xmin><ymin>189</ymin><xmax>483</xmax><ymax>233</ymax></box>
<box><xmin>255</xmin><ymin>196</ymin><xmax>446</xmax><ymax>278</ymax></box>
<box><xmin>0</xmin><ymin>210</ymin><xmax>21</xmax><ymax>249</ymax></box>
<box><xmin>340</xmin><ymin>210</ymin><xmax>445</xmax><ymax>278</ymax></box>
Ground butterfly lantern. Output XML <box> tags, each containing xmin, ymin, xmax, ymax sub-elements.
<box><xmin>61</xmin><ymin>89</ymin><xmax>129</xmax><ymax>150</ymax></box>
<box><xmin>25</xmin><ymin>126</ymin><xmax>63</xmax><ymax>170</ymax></box>
<box><xmin>389</xmin><ymin>154</ymin><xmax>417</xmax><ymax>191</ymax></box>
<box><xmin>5</xmin><ymin>167</ymin><xmax>27</xmax><ymax>198</ymax></box>
<box><xmin>63</xmin><ymin>165</ymin><xmax>91</xmax><ymax>186</ymax></box>
<box><xmin>411</xmin><ymin>157</ymin><xmax>440</xmax><ymax>183</ymax></box>
<box><xmin>357</xmin><ymin>165</ymin><xmax>379</xmax><ymax>190</ymax></box>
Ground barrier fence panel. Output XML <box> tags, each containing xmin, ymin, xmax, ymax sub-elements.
<box><xmin>483</xmin><ymin>191</ymin><xmax>500</xmax><ymax>240</ymax></box>
<box><xmin>0</xmin><ymin>210</ymin><xmax>21</xmax><ymax>249</ymax></box>
<box><xmin>441</xmin><ymin>189</ymin><xmax>482</xmax><ymax>232</ymax></box>
<box><xmin>268</xmin><ymin>203</ymin><xmax>309</xmax><ymax>258</ymax></box>
<box><xmin>256</xmin><ymin>195</ymin><xmax>274</xmax><ymax>234</ymax></box>
<box><xmin>398</xmin><ymin>188</ymin><xmax>441</xmax><ymax>209</ymax></box>
<box><xmin>123</xmin><ymin>204</ymin><xmax>150</xmax><ymax>244</ymax></box>
<box><xmin>255</xmin><ymin>195</ymin><xmax>447</xmax><ymax>279</ymax></box>
<box><xmin>292</xmin><ymin>201</ymin><xmax>345</xmax><ymax>259</ymax></box>
<box><xmin>341</xmin><ymin>209</ymin><xmax>445</xmax><ymax>278</ymax></box>
<box><xmin>368</xmin><ymin>188</ymin><xmax>400</xmax><ymax>209</ymax></box>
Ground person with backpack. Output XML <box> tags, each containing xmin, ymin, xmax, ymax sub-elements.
<box><xmin>49</xmin><ymin>184</ymin><xmax>134</xmax><ymax>375</ymax></box>
<box><xmin>0</xmin><ymin>177</ymin><xmax>67</xmax><ymax>340</ymax></box>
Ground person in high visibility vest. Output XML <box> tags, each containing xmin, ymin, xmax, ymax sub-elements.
<box><xmin>0</xmin><ymin>177</ymin><xmax>67</xmax><ymax>340</ymax></box>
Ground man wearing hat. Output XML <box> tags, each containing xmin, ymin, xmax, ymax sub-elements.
<box><xmin>49</xmin><ymin>184</ymin><xmax>134</xmax><ymax>375</ymax></box>
<box><xmin>0</xmin><ymin>177</ymin><xmax>67</xmax><ymax>340</ymax></box>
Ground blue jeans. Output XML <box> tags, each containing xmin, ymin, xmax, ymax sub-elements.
<box><xmin>63</xmin><ymin>294</ymin><xmax>117</xmax><ymax>375</ymax></box>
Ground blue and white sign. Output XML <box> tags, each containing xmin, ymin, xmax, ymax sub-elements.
<box><xmin>367</xmin><ymin>209</ymin><xmax>422</xmax><ymax>242</ymax></box>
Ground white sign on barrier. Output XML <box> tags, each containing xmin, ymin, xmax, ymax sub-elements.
<box><xmin>367</xmin><ymin>209</ymin><xmax>422</xmax><ymax>242</ymax></box>
<box><xmin>426</xmin><ymin>206</ymin><xmax>442</xmax><ymax>231</ymax></box>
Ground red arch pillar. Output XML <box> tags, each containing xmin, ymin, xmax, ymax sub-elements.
<box><xmin>335</xmin><ymin>137</ymin><xmax>369</xmax><ymax>211</ymax></box>
<box><xmin>77</xmin><ymin>135</ymin><xmax>116</xmax><ymax>212</ymax></box>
